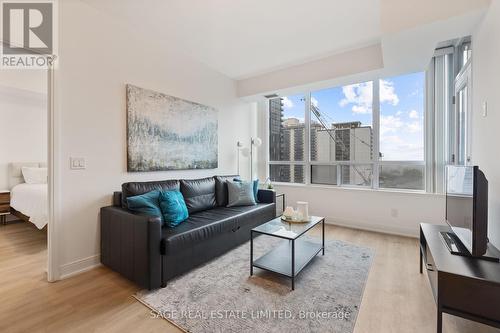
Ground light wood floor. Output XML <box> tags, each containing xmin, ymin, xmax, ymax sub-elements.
<box><xmin>1</xmin><ymin>221</ymin><xmax>499</xmax><ymax>333</ymax></box>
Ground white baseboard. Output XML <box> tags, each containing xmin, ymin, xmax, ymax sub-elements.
<box><xmin>324</xmin><ymin>217</ymin><xmax>419</xmax><ymax>238</ymax></box>
<box><xmin>59</xmin><ymin>254</ymin><xmax>101</xmax><ymax>280</ymax></box>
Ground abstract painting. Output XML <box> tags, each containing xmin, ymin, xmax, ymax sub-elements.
<box><xmin>126</xmin><ymin>84</ymin><xmax>218</xmax><ymax>172</ymax></box>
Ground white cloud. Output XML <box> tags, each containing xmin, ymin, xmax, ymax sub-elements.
<box><xmin>352</xmin><ymin>105</ymin><xmax>369</xmax><ymax>114</ymax></box>
<box><xmin>380</xmin><ymin>79</ymin><xmax>399</xmax><ymax>106</ymax></box>
<box><xmin>339</xmin><ymin>81</ymin><xmax>373</xmax><ymax>114</ymax></box>
<box><xmin>380</xmin><ymin>141</ymin><xmax>424</xmax><ymax>160</ymax></box>
<box><xmin>408</xmin><ymin>110</ymin><xmax>419</xmax><ymax>119</ymax></box>
<box><xmin>407</xmin><ymin>121</ymin><xmax>422</xmax><ymax>133</ymax></box>
<box><xmin>282</xmin><ymin>96</ymin><xmax>294</xmax><ymax>109</ymax></box>
<box><xmin>339</xmin><ymin>80</ymin><xmax>399</xmax><ymax>114</ymax></box>
<box><xmin>380</xmin><ymin>115</ymin><xmax>404</xmax><ymax>135</ymax></box>
<box><xmin>381</xmin><ymin>135</ymin><xmax>404</xmax><ymax>145</ymax></box>
<box><xmin>311</xmin><ymin>97</ymin><xmax>319</xmax><ymax>108</ymax></box>
<box><xmin>379</xmin><ymin>114</ymin><xmax>424</xmax><ymax>159</ymax></box>
<box><xmin>395</xmin><ymin>110</ymin><xmax>403</xmax><ymax>116</ymax></box>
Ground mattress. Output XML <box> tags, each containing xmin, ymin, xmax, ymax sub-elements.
<box><xmin>10</xmin><ymin>183</ymin><xmax>48</xmax><ymax>229</ymax></box>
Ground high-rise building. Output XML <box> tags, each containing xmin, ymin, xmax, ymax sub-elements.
<box><xmin>269</xmin><ymin>97</ymin><xmax>373</xmax><ymax>185</ymax></box>
<box><xmin>269</xmin><ymin>98</ymin><xmax>283</xmax><ymax>162</ymax></box>
<box><xmin>269</xmin><ymin>98</ymin><xmax>294</xmax><ymax>182</ymax></box>
<box><xmin>281</xmin><ymin>118</ymin><xmax>305</xmax><ymax>183</ymax></box>
<box><xmin>313</xmin><ymin>121</ymin><xmax>373</xmax><ymax>185</ymax></box>
<box><xmin>313</xmin><ymin>121</ymin><xmax>373</xmax><ymax>161</ymax></box>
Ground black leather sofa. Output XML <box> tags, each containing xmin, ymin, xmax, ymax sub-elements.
<box><xmin>100</xmin><ymin>175</ymin><xmax>276</xmax><ymax>290</ymax></box>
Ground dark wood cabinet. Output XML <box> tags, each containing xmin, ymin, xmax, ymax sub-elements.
<box><xmin>0</xmin><ymin>191</ymin><xmax>10</xmax><ymax>224</ymax></box>
<box><xmin>420</xmin><ymin>223</ymin><xmax>500</xmax><ymax>332</ymax></box>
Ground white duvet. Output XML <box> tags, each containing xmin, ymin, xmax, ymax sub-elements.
<box><xmin>10</xmin><ymin>183</ymin><xmax>48</xmax><ymax>229</ymax></box>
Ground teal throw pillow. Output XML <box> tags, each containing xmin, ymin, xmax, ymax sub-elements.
<box><xmin>159</xmin><ymin>190</ymin><xmax>189</xmax><ymax>228</ymax></box>
<box><xmin>253</xmin><ymin>179</ymin><xmax>259</xmax><ymax>203</ymax></box>
<box><xmin>126</xmin><ymin>190</ymin><xmax>163</xmax><ymax>223</ymax></box>
<box><xmin>233</xmin><ymin>178</ymin><xmax>259</xmax><ymax>203</ymax></box>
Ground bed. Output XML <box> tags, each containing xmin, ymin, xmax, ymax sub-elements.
<box><xmin>8</xmin><ymin>162</ymin><xmax>48</xmax><ymax>229</ymax></box>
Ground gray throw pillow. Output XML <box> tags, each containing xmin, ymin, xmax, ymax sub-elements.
<box><xmin>227</xmin><ymin>180</ymin><xmax>256</xmax><ymax>207</ymax></box>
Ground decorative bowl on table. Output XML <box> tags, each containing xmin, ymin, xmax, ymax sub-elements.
<box><xmin>281</xmin><ymin>215</ymin><xmax>310</xmax><ymax>223</ymax></box>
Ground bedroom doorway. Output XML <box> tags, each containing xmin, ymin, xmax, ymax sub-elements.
<box><xmin>0</xmin><ymin>64</ymin><xmax>52</xmax><ymax>281</ymax></box>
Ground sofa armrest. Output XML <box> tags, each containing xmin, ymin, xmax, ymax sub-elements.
<box><xmin>100</xmin><ymin>206</ymin><xmax>162</xmax><ymax>289</ymax></box>
<box><xmin>113</xmin><ymin>191</ymin><xmax>122</xmax><ymax>207</ymax></box>
<box><xmin>257</xmin><ymin>189</ymin><xmax>276</xmax><ymax>204</ymax></box>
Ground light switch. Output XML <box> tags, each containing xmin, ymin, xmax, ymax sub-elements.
<box><xmin>70</xmin><ymin>157</ymin><xmax>86</xmax><ymax>170</ymax></box>
<box><xmin>482</xmin><ymin>101</ymin><xmax>488</xmax><ymax>118</ymax></box>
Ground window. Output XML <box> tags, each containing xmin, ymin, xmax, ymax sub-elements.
<box><xmin>460</xmin><ymin>41</ymin><xmax>472</xmax><ymax>69</ymax></box>
<box><xmin>379</xmin><ymin>164</ymin><xmax>425</xmax><ymax>190</ymax></box>
<box><xmin>379</xmin><ymin>73</ymin><xmax>424</xmax><ymax>161</ymax></box>
<box><xmin>454</xmin><ymin>51</ymin><xmax>472</xmax><ymax>166</ymax></box>
<box><xmin>268</xmin><ymin>72</ymin><xmax>426</xmax><ymax>191</ymax></box>
<box><xmin>378</xmin><ymin>72</ymin><xmax>425</xmax><ymax>190</ymax></box>
<box><xmin>428</xmin><ymin>37</ymin><xmax>473</xmax><ymax>193</ymax></box>
<box><xmin>310</xmin><ymin>81</ymin><xmax>374</xmax><ymax>186</ymax></box>
<box><xmin>268</xmin><ymin>94</ymin><xmax>305</xmax><ymax>183</ymax></box>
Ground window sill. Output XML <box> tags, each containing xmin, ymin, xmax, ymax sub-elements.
<box><xmin>269</xmin><ymin>182</ymin><xmax>442</xmax><ymax>197</ymax></box>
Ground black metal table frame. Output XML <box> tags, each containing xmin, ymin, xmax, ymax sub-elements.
<box><xmin>275</xmin><ymin>193</ymin><xmax>285</xmax><ymax>215</ymax></box>
<box><xmin>250</xmin><ymin>217</ymin><xmax>325</xmax><ymax>290</ymax></box>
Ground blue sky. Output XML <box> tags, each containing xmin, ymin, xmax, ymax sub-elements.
<box><xmin>281</xmin><ymin>72</ymin><xmax>424</xmax><ymax>160</ymax></box>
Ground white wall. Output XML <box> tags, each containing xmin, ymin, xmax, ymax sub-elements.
<box><xmin>54</xmin><ymin>0</ymin><xmax>255</xmax><ymax>277</ymax></box>
<box><xmin>472</xmin><ymin>0</ymin><xmax>500</xmax><ymax>248</ymax></box>
<box><xmin>380</xmin><ymin>0</ymin><xmax>490</xmax><ymax>33</ymax></box>
<box><xmin>274</xmin><ymin>185</ymin><xmax>444</xmax><ymax>237</ymax></box>
<box><xmin>0</xmin><ymin>85</ymin><xmax>47</xmax><ymax>190</ymax></box>
<box><xmin>0</xmin><ymin>69</ymin><xmax>47</xmax><ymax>94</ymax></box>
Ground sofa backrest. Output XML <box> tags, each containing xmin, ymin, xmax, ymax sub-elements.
<box><xmin>214</xmin><ymin>175</ymin><xmax>239</xmax><ymax>207</ymax></box>
<box><xmin>119</xmin><ymin>175</ymin><xmax>240</xmax><ymax>212</ymax></box>
<box><xmin>121</xmin><ymin>179</ymin><xmax>180</xmax><ymax>209</ymax></box>
<box><xmin>180</xmin><ymin>177</ymin><xmax>216</xmax><ymax>214</ymax></box>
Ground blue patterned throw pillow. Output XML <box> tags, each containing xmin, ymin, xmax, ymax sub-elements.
<box><xmin>159</xmin><ymin>190</ymin><xmax>189</xmax><ymax>228</ymax></box>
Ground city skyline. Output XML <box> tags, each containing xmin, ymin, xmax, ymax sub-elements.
<box><xmin>278</xmin><ymin>72</ymin><xmax>424</xmax><ymax>161</ymax></box>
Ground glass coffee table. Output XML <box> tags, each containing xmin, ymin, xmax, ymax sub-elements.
<box><xmin>250</xmin><ymin>216</ymin><xmax>325</xmax><ymax>290</ymax></box>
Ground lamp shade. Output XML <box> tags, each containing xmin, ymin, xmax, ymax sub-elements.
<box><xmin>252</xmin><ymin>137</ymin><xmax>262</xmax><ymax>147</ymax></box>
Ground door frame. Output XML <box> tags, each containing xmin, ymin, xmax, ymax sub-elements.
<box><xmin>0</xmin><ymin>40</ymin><xmax>59</xmax><ymax>281</ymax></box>
<box><xmin>47</xmin><ymin>56</ymin><xmax>59</xmax><ymax>281</ymax></box>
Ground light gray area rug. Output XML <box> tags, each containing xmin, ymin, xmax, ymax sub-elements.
<box><xmin>135</xmin><ymin>237</ymin><xmax>374</xmax><ymax>333</ymax></box>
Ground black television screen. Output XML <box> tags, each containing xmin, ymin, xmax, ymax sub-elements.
<box><xmin>446</xmin><ymin>165</ymin><xmax>488</xmax><ymax>256</ymax></box>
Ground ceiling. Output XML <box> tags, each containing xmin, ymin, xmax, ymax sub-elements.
<box><xmin>82</xmin><ymin>0</ymin><xmax>381</xmax><ymax>79</ymax></box>
<box><xmin>82</xmin><ymin>0</ymin><xmax>491</xmax><ymax>95</ymax></box>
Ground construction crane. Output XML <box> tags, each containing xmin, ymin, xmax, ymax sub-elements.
<box><xmin>310</xmin><ymin>104</ymin><xmax>370</xmax><ymax>185</ymax></box>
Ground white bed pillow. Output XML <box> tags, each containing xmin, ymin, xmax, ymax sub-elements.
<box><xmin>21</xmin><ymin>167</ymin><xmax>48</xmax><ymax>184</ymax></box>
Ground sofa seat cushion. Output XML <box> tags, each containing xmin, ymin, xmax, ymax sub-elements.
<box><xmin>180</xmin><ymin>177</ymin><xmax>216</xmax><ymax>214</ymax></box>
<box><xmin>161</xmin><ymin>203</ymin><xmax>273</xmax><ymax>254</ymax></box>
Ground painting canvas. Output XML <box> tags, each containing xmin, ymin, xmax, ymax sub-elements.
<box><xmin>126</xmin><ymin>84</ymin><xmax>218</xmax><ymax>171</ymax></box>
